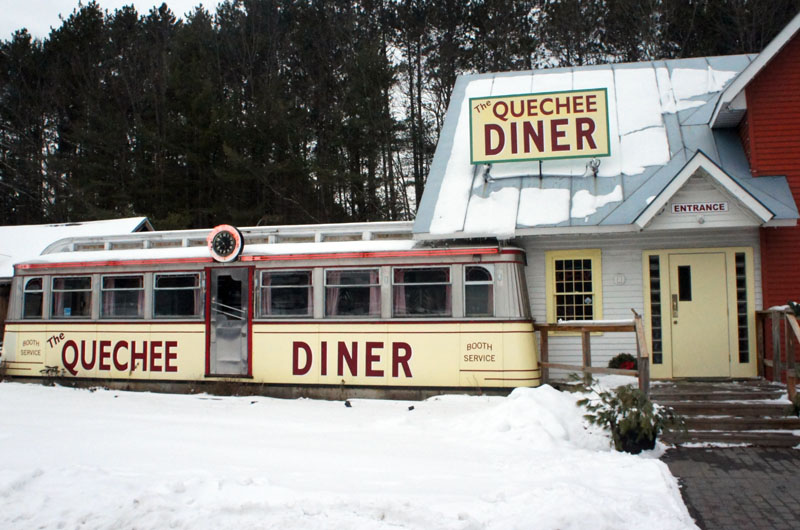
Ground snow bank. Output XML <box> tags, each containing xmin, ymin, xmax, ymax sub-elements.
<box><xmin>0</xmin><ymin>383</ymin><xmax>696</xmax><ymax>529</ymax></box>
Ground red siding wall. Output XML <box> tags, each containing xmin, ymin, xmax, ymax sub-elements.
<box><xmin>744</xmin><ymin>33</ymin><xmax>800</xmax><ymax>309</ymax></box>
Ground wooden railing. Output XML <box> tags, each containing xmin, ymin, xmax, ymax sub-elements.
<box><xmin>755</xmin><ymin>308</ymin><xmax>799</xmax><ymax>401</ymax></box>
<box><xmin>533</xmin><ymin>310</ymin><xmax>651</xmax><ymax>396</ymax></box>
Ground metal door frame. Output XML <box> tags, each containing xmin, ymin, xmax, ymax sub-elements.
<box><xmin>205</xmin><ymin>266</ymin><xmax>253</xmax><ymax>377</ymax></box>
<box><xmin>643</xmin><ymin>246</ymin><xmax>757</xmax><ymax>380</ymax></box>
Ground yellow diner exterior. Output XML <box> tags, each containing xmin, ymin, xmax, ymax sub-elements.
<box><xmin>2</xmin><ymin>321</ymin><xmax>538</xmax><ymax>389</ymax></box>
<box><xmin>1</xmin><ymin>227</ymin><xmax>540</xmax><ymax>395</ymax></box>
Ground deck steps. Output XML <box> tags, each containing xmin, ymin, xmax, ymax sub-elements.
<box><xmin>651</xmin><ymin>380</ymin><xmax>800</xmax><ymax>448</ymax></box>
<box><xmin>665</xmin><ymin>431</ymin><xmax>800</xmax><ymax>448</ymax></box>
<box><xmin>656</xmin><ymin>401</ymin><xmax>793</xmax><ymax>417</ymax></box>
<box><xmin>683</xmin><ymin>417</ymin><xmax>800</xmax><ymax>431</ymax></box>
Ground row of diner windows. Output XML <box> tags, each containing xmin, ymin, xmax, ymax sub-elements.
<box><xmin>20</xmin><ymin>265</ymin><xmax>496</xmax><ymax>320</ymax></box>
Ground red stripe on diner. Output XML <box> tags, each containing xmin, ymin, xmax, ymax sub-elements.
<box><xmin>242</xmin><ymin>247</ymin><xmax>502</xmax><ymax>262</ymax></box>
<box><xmin>15</xmin><ymin>247</ymin><xmax>521</xmax><ymax>271</ymax></box>
<box><xmin>8</xmin><ymin>367</ymin><xmax>33</xmax><ymax>371</ymax></box>
<box><xmin>252</xmin><ymin>259</ymin><xmax>518</xmax><ymax>271</ymax></box>
<box><xmin>16</xmin><ymin>257</ymin><xmax>214</xmax><ymax>270</ymax></box>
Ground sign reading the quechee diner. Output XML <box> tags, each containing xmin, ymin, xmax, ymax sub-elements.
<box><xmin>470</xmin><ymin>89</ymin><xmax>611</xmax><ymax>164</ymax></box>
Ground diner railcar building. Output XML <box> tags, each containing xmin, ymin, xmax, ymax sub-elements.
<box><xmin>1</xmin><ymin>222</ymin><xmax>538</xmax><ymax>396</ymax></box>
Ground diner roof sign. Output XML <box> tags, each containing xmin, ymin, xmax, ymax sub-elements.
<box><xmin>470</xmin><ymin>88</ymin><xmax>611</xmax><ymax>164</ymax></box>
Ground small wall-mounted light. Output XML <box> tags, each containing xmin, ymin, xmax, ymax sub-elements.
<box><xmin>588</xmin><ymin>158</ymin><xmax>601</xmax><ymax>177</ymax></box>
<box><xmin>614</xmin><ymin>273</ymin><xmax>626</xmax><ymax>286</ymax></box>
<box><xmin>697</xmin><ymin>215</ymin><xmax>705</xmax><ymax>224</ymax></box>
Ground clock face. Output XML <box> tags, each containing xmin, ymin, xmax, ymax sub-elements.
<box><xmin>213</xmin><ymin>231</ymin><xmax>236</xmax><ymax>257</ymax></box>
<box><xmin>207</xmin><ymin>225</ymin><xmax>243</xmax><ymax>262</ymax></box>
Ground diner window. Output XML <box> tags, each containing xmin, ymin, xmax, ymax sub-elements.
<box><xmin>102</xmin><ymin>275</ymin><xmax>144</xmax><ymax>318</ymax></box>
<box><xmin>23</xmin><ymin>277</ymin><xmax>43</xmax><ymax>319</ymax></box>
<box><xmin>325</xmin><ymin>269</ymin><xmax>380</xmax><ymax>317</ymax></box>
<box><xmin>392</xmin><ymin>267</ymin><xmax>451</xmax><ymax>317</ymax></box>
<box><xmin>261</xmin><ymin>270</ymin><xmax>312</xmax><ymax>317</ymax></box>
<box><xmin>154</xmin><ymin>273</ymin><xmax>203</xmax><ymax>318</ymax></box>
<box><xmin>52</xmin><ymin>276</ymin><xmax>92</xmax><ymax>318</ymax></box>
<box><xmin>545</xmin><ymin>250</ymin><xmax>602</xmax><ymax>323</ymax></box>
<box><xmin>464</xmin><ymin>265</ymin><xmax>493</xmax><ymax>317</ymax></box>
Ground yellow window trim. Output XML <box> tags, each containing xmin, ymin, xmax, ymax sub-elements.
<box><xmin>545</xmin><ymin>249</ymin><xmax>603</xmax><ymax>325</ymax></box>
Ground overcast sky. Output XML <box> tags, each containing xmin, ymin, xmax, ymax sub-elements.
<box><xmin>1</xmin><ymin>0</ymin><xmax>222</xmax><ymax>40</ymax></box>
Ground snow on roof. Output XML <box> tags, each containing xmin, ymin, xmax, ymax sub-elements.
<box><xmin>414</xmin><ymin>54</ymin><xmax>799</xmax><ymax>239</ymax></box>
<box><xmin>0</xmin><ymin>217</ymin><xmax>151</xmax><ymax>278</ymax></box>
<box><xmin>20</xmin><ymin>238</ymin><xmax>420</xmax><ymax>267</ymax></box>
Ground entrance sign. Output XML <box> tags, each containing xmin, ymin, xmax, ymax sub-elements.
<box><xmin>470</xmin><ymin>89</ymin><xmax>610</xmax><ymax>164</ymax></box>
<box><xmin>671</xmin><ymin>202</ymin><xmax>729</xmax><ymax>214</ymax></box>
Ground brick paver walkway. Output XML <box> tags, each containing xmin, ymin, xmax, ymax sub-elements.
<box><xmin>662</xmin><ymin>447</ymin><xmax>800</xmax><ymax>530</ymax></box>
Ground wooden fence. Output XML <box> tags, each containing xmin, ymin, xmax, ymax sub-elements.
<box><xmin>755</xmin><ymin>308</ymin><xmax>799</xmax><ymax>401</ymax></box>
<box><xmin>533</xmin><ymin>310</ymin><xmax>651</xmax><ymax>396</ymax></box>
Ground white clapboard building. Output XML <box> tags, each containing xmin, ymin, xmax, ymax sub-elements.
<box><xmin>413</xmin><ymin>15</ymin><xmax>800</xmax><ymax>380</ymax></box>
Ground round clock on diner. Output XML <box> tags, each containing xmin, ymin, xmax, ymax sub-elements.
<box><xmin>207</xmin><ymin>224</ymin><xmax>244</xmax><ymax>262</ymax></box>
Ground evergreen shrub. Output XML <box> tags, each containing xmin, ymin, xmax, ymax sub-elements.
<box><xmin>578</xmin><ymin>384</ymin><xmax>684</xmax><ymax>454</ymax></box>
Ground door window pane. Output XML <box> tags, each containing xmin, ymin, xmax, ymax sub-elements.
<box><xmin>648</xmin><ymin>256</ymin><xmax>663</xmax><ymax>364</ymax></box>
<box><xmin>214</xmin><ymin>274</ymin><xmax>245</xmax><ymax>321</ymax></box>
<box><xmin>678</xmin><ymin>265</ymin><xmax>692</xmax><ymax>301</ymax></box>
<box><xmin>735</xmin><ymin>253</ymin><xmax>749</xmax><ymax>363</ymax></box>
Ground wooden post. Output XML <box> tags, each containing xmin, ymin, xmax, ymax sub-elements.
<box><xmin>539</xmin><ymin>327</ymin><xmax>549</xmax><ymax>385</ymax></box>
<box><xmin>756</xmin><ymin>313</ymin><xmax>765</xmax><ymax>378</ymax></box>
<box><xmin>772</xmin><ymin>312</ymin><xmax>782</xmax><ymax>383</ymax></box>
<box><xmin>787</xmin><ymin>337</ymin><xmax>797</xmax><ymax>402</ymax></box>
<box><xmin>633</xmin><ymin>312</ymin><xmax>651</xmax><ymax>397</ymax></box>
<box><xmin>783</xmin><ymin>314</ymin><xmax>799</xmax><ymax>401</ymax></box>
<box><xmin>581</xmin><ymin>330</ymin><xmax>591</xmax><ymax>385</ymax></box>
<box><xmin>785</xmin><ymin>316</ymin><xmax>792</xmax><ymax>387</ymax></box>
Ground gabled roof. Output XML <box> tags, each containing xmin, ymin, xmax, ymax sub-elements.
<box><xmin>0</xmin><ymin>217</ymin><xmax>152</xmax><ymax>279</ymax></box>
<box><xmin>413</xmin><ymin>54</ymin><xmax>799</xmax><ymax>240</ymax></box>
<box><xmin>634</xmin><ymin>150</ymin><xmax>773</xmax><ymax>228</ymax></box>
<box><xmin>710</xmin><ymin>11</ymin><xmax>800</xmax><ymax>128</ymax></box>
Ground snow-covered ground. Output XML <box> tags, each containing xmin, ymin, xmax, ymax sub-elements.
<box><xmin>0</xmin><ymin>381</ymin><xmax>697</xmax><ymax>529</ymax></box>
